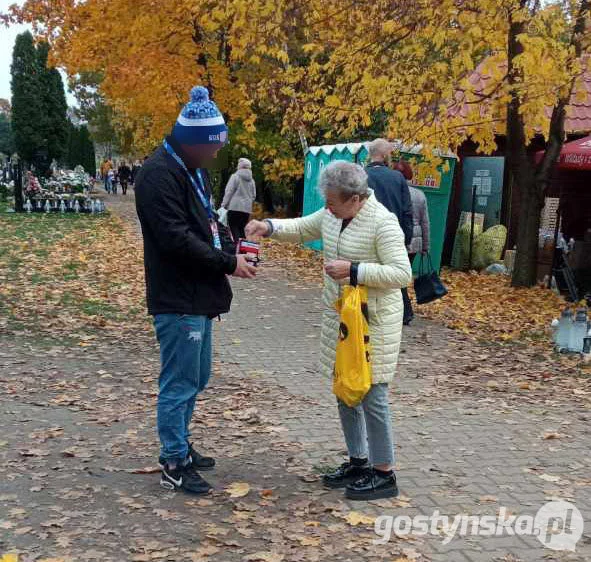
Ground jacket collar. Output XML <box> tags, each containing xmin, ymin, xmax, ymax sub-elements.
<box><xmin>339</xmin><ymin>190</ymin><xmax>377</xmax><ymax>227</ymax></box>
<box><xmin>367</xmin><ymin>161</ymin><xmax>387</xmax><ymax>168</ymax></box>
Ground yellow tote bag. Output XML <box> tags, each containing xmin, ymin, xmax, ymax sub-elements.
<box><xmin>333</xmin><ymin>285</ymin><xmax>372</xmax><ymax>407</ymax></box>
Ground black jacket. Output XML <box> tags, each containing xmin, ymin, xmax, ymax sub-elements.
<box><xmin>135</xmin><ymin>137</ymin><xmax>237</xmax><ymax>317</ymax></box>
<box><xmin>118</xmin><ymin>164</ymin><xmax>131</xmax><ymax>181</ymax></box>
<box><xmin>366</xmin><ymin>163</ymin><xmax>414</xmax><ymax>246</ymax></box>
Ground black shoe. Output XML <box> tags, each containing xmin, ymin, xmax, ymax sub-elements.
<box><xmin>188</xmin><ymin>442</ymin><xmax>215</xmax><ymax>471</ymax></box>
<box><xmin>323</xmin><ymin>461</ymin><xmax>369</xmax><ymax>489</ymax></box>
<box><xmin>159</xmin><ymin>443</ymin><xmax>215</xmax><ymax>471</ymax></box>
<box><xmin>160</xmin><ymin>462</ymin><xmax>212</xmax><ymax>495</ymax></box>
<box><xmin>403</xmin><ymin>315</ymin><xmax>414</xmax><ymax>326</ymax></box>
<box><xmin>345</xmin><ymin>469</ymin><xmax>399</xmax><ymax>501</ymax></box>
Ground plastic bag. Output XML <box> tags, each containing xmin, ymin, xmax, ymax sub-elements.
<box><xmin>473</xmin><ymin>225</ymin><xmax>507</xmax><ymax>270</ymax></box>
<box><xmin>217</xmin><ymin>207</ymin><xmax>229</xmax><ymax>227</ymax></box>
<box><xmin>333</xmin><ymin>285</ymin><xmax>372</xmax><ymax>407</ymax></box>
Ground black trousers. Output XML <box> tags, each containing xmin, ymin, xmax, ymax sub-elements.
<box><xmin>227</xmin><ymin>210</ymin><xmax>250</xmax><ymax>243</ymax></box>
<box><xmin>402</xmin><ymin>253</ymin><xmax>416</xmax><ymax>324</ymax></box>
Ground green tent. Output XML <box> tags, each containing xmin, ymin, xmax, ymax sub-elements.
<box><xmin>302</xmin><ymin>142</ymin><xmax>457</xmax><ymax>272</ymax></box>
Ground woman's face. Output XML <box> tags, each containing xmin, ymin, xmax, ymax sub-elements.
<box><xmin>325</xmin><ymin>189</ymin><xmax>363</xmax><ymax>220</ymax></box>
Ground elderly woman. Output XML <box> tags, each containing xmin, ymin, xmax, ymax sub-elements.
<box><xmin>246</xmin><ymin>161</ymin><xmax>411</xmax><ymax>500</ymax></box>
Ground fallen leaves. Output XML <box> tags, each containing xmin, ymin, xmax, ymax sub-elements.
<box><xmin>226</xmin><ymin>482</ymin><xmax>251</xmax><ymax>498</ymax></box>
<box><xmin>0</xmin><ymin>210</ymin><xmax>148</xmax><ymax>342</ymax></box>
<box><xmin>243</xmin><ymin>552</ymin><xmax>284</xmax><ymax>562</ymax></box>
<box><xmin>416</xmin><ymin>269</ymin><xmax>566</xmax><ymax>345</ymax></box>
<box><xmin>343</xmin><ymin>511</ymin><xmax>376</xmax><ymax>526</ymax></box>
<box><xmin>542</xmin><ymin>431</ymin><xmax>564</xmax><ymax>440</ymax></box>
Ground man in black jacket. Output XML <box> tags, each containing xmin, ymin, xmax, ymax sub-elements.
<box><xmin>365</xmin><ymin>138</ymin><xmax>414</xmax><ymax>246</ymax></box>
<box><xmin>135</xmin><ymin>86</ymin><xmax>256</xmax><ymax>495</ymax></box>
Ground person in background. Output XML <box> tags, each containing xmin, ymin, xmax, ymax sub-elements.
<box><xmin>394</xmin><ymin>160</ymin><xmax>430</xmax><ymax>325</ymax></box>
<box><xmin>118</xmin><ymin>161</ymin><xmax>132</xmax><ymax>195</ymax></box>
<box><xmin>101</xmin><ymin>158</ymin><xmax>113</xmax><ymax>193</ymax></box>
<box><xmin>135</xmin><ymin>85</ymin><xmax>257</xmax><ymax>496</ymax></box>
<box><xmin>365</xmin><ymin>139</ymin><xmax>413</xmax><ymax>246</ymax></box>
<box><xmin>246</xmin><ymin>161</ymin><xmax>412</xmax><ymax>501</ymax></box>
<box><xmin>108</xmin><ymin>167</ymin><xmax>116</xmax><ymax>195</ymax></box>
<box><xmin>221</xmin><ymin>158</ymin><xmax>257</xmax><ymax>243</ymax></box>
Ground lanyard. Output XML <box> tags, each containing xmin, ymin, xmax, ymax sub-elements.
<box><xmin>163</xmin><ymin>140</ymin><xmax>222</xmax><ymax>250</ymax></box>
<box><xmin>163</xmin><ymin>140</ymin><xmax>213</xmax><ymax>220</ymax></box>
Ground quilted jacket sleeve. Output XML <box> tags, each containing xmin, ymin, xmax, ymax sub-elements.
<box><xmin>269</xmin><ymin>209</ymin><xmax>324</xmax><ymax>244</ymax></box>
<box><xmin>357</xmin><ymin>214</ymin><xmax>412</xmax><ymax>289</ymax></box>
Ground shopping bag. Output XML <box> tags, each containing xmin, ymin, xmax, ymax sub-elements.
<box><xmin>333</xmin><ymin>285</ymin><xmax>372</xmax><ymax>407</ymax></box>
<box><xmin>216</xmin><ymin>207</ymin><xmax>229</xmax><ymax>227</ymax></box>
<box><xmin>414</xmin><ymin>253</ymin><xmax>448</xmax><ymax>305</ymax></box>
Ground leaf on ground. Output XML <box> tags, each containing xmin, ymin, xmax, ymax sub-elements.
<box><xmin>344</xmin><ymin>511</ymin><xmax>375</xmax><ymax>526</ymax></box>
<box><xmin>542</xmin><ymin>431</ymin><xmax>563</xmax><ymax>440</ymax></box>
<box><xmin>478</xmin><ymin>495</ymin><xmax>498</xmax><ymax>503</ymax></box>
<box><xmin>226</xmin><ymin>482</ymin><xmax>251</xmax><ymax>498</ymax></box>
<box><xmin>298</xmin><ymin>536</ymin><xmax>321</xmax><ymax>546</ymax></box>
<box><xmin>539</xmin><ymin>473</ymin><xmax>561</xmax><ymax>483</ymax></box>
<box><xmin>128</xmin><ymin>466</ymin><xmax>161</xmax><ymax>474</ymax></box>
<box><xmin>189</xmin><ymin>544</ymin><xmax>220</xmax><ymax>559</ymax></box>
<box><xmin>243</xmin><ymin>553</ymin><xmax>284</xmax><ymax>562</ymax></box>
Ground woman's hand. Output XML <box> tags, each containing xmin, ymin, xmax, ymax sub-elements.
<box><xmin>245</xmin><ymin>220</ymin><xmax>270</xmax><ymax>241</ymax></box>
<box><xmin>325</xmin><ymin>259</ymin><xmax>352</xmax><ymax>281</ymax></box>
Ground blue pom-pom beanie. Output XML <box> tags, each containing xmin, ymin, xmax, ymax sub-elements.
<box><xmin>172</xmin><ymin>86</ymin><xmax>228</xmax><ymax>146</ymax></box>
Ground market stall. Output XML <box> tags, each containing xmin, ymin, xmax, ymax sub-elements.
<box><xmin>303</xmin><ymin>142</ymin><xmax>457</xmax><ymax>273</ymax></box>
<box><xmin>537</xmin><ymin>135</ymin><xmax>591</xmax><ymax>299</ymax></box>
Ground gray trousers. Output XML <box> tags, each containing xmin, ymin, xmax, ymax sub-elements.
<box><xmin>337</xmin><ymin>383</ymin><xmax>395</xmax><ymax>466</ymax></box>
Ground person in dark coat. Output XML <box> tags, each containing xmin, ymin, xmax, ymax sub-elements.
<box><xmin>118</xmin><ymin>161</ymin><xmax>132</xmax><ymax>195</ymax></box>
<box><xmin>135</xmin><ymin>86</ymin><xmax>257</xmax><ymax>495</ymax></box>
<box><xmin>365</xmin><ymin>139</ymin><xmax>414</xmax><ymax>246</ymax></box>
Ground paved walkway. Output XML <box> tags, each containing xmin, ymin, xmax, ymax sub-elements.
<box><xmin>216</xmin><ymin>266</ymin><xmax>591</xmax><ymax>561</ymax></box>
<box><xmin>2</xmin><ymin>189</ymin><xmax>589</xmax><ymax>562</ymax></box>
<box><xmin>109</xmin><ymin>188</ymin><xmax>591</xmax><ymax>561</ymax></box>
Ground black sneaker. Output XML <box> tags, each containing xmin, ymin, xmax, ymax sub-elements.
<box><xmin>323</xmin><ymin>461</ymin><xmax>369</xmax><ymax>489</ymax></box>
<box><xmin>158</xmin><ymin>443</ymin><xmax>215</xmax><ymax>471</ymax></box>
<box><xmin>188</xmin><ymin>442</ymin><xmax>215</xmax><ymax>471</ymax></box>
<box><xmin>160</xmin><ymin>462</ymin><xmax>212</xmax><ymax>495</ymax></box>
<box><xmin>345</xmin><ymin>469</ymin><xmax>399</xmax><ymax>501</ymax></box>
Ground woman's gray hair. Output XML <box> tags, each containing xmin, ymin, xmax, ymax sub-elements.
<box><xmin>318</xmin><ymin>160</ymin><xmax>369</xmax><ymax>198</ymax></box>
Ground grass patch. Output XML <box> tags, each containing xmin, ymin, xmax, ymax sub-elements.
<box><xmin>0</xmin><ymin>207</ymin><xmax>147</xmax><ymax>339</ymax></box>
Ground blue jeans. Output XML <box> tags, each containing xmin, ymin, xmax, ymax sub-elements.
<box><xmin>154</xmin><ymin>314</ymin><xmax>212</xmax><ymax>465</ymax></box>
<box><xmin>337</xmin><ymin>383</ymin><xmax>395</xmax><ymax>466</ymax></box>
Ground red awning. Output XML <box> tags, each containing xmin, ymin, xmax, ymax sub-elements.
<box><xmin>536</xmin><ymin>135</ymin><xmax>591</xmax><ymax>171</ymax></box>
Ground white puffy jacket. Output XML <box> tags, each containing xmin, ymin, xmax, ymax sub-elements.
<box><xmin>270</xmin><ymin>192</ymin><xmax>412</xmax><ymax>384</ymax></box>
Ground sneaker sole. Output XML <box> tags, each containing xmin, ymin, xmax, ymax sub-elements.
<box><xmin>345</xmin><ymin>486</ymin><xmax>400</xmax><ymax>501</ymax></box>
<box><xmin>158</xmin><ymin>462</ymin><xmax>215</xmax><ymax>472</ymax></box>
<box><xmin>159</xmin><ymin>478</ymin><xmax>213</xmax><ymax>495</ymax></box>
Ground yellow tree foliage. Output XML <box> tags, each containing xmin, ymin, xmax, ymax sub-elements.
<box><xmin>4</xmin><ymin>1</ymin><xmax>589</xmax><ymax>200</ymax></box>
<box><xmin>4</xmin><ymin>0</ymin><xmax>306</xmax><ymax>185</ymax></box>
<box><xmin>264</xmin><ymin>0</ymin><xmax>589</xmax><ymax>155</ymax></box>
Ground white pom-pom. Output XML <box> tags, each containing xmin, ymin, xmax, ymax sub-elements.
<box><xmin>190</xmin><ymin>86</ymin><xmax>209</xmax><ymax>103</ymax></box>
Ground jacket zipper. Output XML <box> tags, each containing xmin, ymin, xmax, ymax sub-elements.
<box><xmin>336</xmin><ymin>222</ymin><xmax>343</xmax><ymax>298</ymax></box>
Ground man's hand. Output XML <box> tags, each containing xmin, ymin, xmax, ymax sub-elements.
<box><xmin>245</xmin><ymin>220</ymin><xmax>270</xmax><ymax>241</ymax></box>
<box><xmin>325</xmin><ymin>259</ymin><xmax>352</xmax><ymax>281</ymax></box>
<box><xmin>232</xmin><ymin>254</ymin><xmax>257</xmax><ymax>279</ymax></box>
